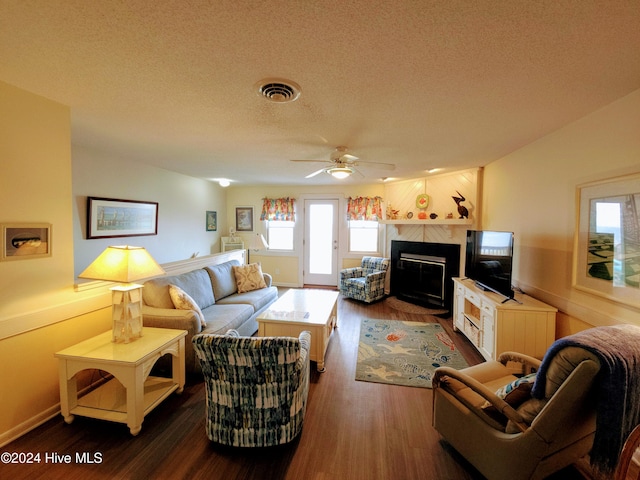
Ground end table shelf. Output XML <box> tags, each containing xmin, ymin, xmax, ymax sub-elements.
<box><xmin>55</xmin><ymin>327</ymin><xmax>187</xmax><ymax>436</ymax></box>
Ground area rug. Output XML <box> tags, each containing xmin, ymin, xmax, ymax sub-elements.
<box><xmin>384</xmin><ymin>296</ymin><xmax>449</xmax><ymax>316</ymax></box>
<box><xmin>356</xmin><ymin>318</ymin><xmax>469</xmax><ymax>388</ymax></box>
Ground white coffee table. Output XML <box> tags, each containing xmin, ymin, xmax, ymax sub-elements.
<box><xmin>257</xmin><ymin>288</ymin><xmax>338</xmax><ymax>372</ymax></box>
<box><xmin>55</xmin><ymin>327</ymin><xmax>187</xmax><ymax>436</ymax></box>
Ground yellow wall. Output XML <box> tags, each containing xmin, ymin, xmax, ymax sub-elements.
<box><xmin>0</xmin><ymin>81</ymin><xmax>114</xmax><ymax>445</ymax></box>
<box><xmin>483</xmin><ymin>89</ymin><xmax>640</xmax><ymax>334</ymax></box>
<box><xmin>0</xmin><ymin>309</ymin><xmax>111</xmax><ymax>444</ymax></box>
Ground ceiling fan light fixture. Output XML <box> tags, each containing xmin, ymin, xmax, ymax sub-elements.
<box><xmin>327</xmin><ymin>166</ymin><xmax>353</xmax><ymax>179</ymax></box>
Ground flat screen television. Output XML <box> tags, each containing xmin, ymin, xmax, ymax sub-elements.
<box><xmin>464</xmin><ymin>230</ymin><xmax>514</xmax><ymax>300</ymax></box>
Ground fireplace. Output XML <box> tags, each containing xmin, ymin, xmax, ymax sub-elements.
<box><xmin>390</xmin><ymin>240</ymin><xmax>461</xmax><ymax>312</ymax></box>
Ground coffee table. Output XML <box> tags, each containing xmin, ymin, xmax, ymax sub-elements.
<box><xmin>257</xmin><ymin>288</ymin><xmax>338</xmax><ymax>372</ymax></box>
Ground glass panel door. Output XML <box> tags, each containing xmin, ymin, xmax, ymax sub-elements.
<box><xmin>304</xmin><ymin>199</ymin><xmax>339</xmax><ymax>286</ymax></box>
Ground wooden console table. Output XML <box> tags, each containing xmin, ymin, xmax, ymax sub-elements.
<box><xmin>55</xmin><ymin>327</ymin><xmax>186</xmax><ymax>436</ymax></box>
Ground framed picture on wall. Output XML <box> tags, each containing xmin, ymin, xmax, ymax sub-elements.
<box><xmin>206</xmin><ymin>211</ymin><xmax>217</xmax><ymax>231</ymax></box>
<box><xmin>1</xmin><ymin>223</ymin><xmax>52</xmax><ymax>261</ymax></box>
<box><xmin>573</xmin><ymin>172</ymin><xmax>640</xmax><ymax>309</ymax></box>
<box><xmin>87</xmin><ymin>197</ymin><xmax>158</xmax><ymax>239</ymax></box>
<box><xmin>235</xmin><ymin>206</ymin><xmax>253</xmax><ymax>232</ymax></box>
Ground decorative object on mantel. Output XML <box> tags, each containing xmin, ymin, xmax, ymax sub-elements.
<box><xmin>79</xmin><ymin>245</ymin><xmax>166</xmax><ymax>343</ymax></box>
<box><xmin>430</xmin><ymin>213</ymin><xmax>438</xmax><ymax>219</ymax></box>
<box><xmin>416</xmin><ymin>194</ymin><xmax>430</xmax><ymax>210</ymax></box>
<box><xmin>386</xmin><ymin>203</ymin><xmax>399</xmax><ymax>220</ymax></box>
<box><xmin>452</xmin><ymin>191</ymin><xmax>469</xmax><ymax>219</ymax></box>
<box><xmin>356</xmin><ymin>319</ymin><xmax>468</xmax><ymax>388</ymax></box>
<box><xmin>418</xmin><ymin>211</ymin><xmax>428</xmax><ymax>219</ymax></box>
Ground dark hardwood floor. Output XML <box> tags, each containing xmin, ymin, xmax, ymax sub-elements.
<box><xmin>1</xmin><ymin>292</ymin><xmax>594</xmax><ymax>480</ymax></box>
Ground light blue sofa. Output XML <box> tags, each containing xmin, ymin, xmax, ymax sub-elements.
<box><xmin>142</xmin><ymin>259</ymin><xmax>278</xmax><ymax>374</ymax></box>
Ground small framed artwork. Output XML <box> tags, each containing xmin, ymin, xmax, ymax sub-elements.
<box><xmin>573</xmin><ymin>172</ymin><xmax>640</xmax><ymax>309</ymax></box>
<box><xmin>235</xmin><ymin>206</ymin><xmax>254</xmax><ymax>232</ymax></box>
<box><xmin>1</xmin><ymin>223</ymin><xmax>52</xmax><ymax>261</ymax></box>
<box><xmin>87</xmin><ymin>197</ymin><xmax>158</xmax><ymax>239</ymax></box>
<box><xmin>206</xmin><ymin>211</ymin><xmax>217</xmax><ymax>231</ymax></box>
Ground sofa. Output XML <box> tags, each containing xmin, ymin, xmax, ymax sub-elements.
<box><xmin>142</xmin><ymin>259</ymin><xmax>279</xmax><ymax>375</ymax></box>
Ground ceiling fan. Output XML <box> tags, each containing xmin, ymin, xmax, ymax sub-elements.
<box><xmin>290</xmin><ymin>146</ymin><xmax>395</xmax><ymax>179</ymax></box>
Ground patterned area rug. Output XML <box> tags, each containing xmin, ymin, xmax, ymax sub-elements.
<box><xmin>384</xmin><ymin>296</ymin><xmax>449</xmax><ymax>316</ymax></box>
<box><xmin>356</xmin><ymin>318</ymin><xmax>469</xmax><ymax>388</ymax></box>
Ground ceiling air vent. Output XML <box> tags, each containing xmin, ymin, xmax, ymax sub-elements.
<box><xmin>256</xmin><ymin>78</ymin><xmax>301</xmax><ymax>103</ymax></box>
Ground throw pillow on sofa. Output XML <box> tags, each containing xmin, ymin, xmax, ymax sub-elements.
<box><xmin>169</xmin><ymin>284</ymin><xmax>206</xmax><ymax>327</ymax></box>
<box><xmin>232</xmin><ymin>263</ymin><xmax>267</xmax><ymax>293</ymax></box>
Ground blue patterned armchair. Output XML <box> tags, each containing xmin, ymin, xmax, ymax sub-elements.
<box><xmin>192</xmin><ymin>329</ymin><xmax>311</xmax><ymax>447</ymax></box>
<box><xmin>339</xmin><ymin>256</ymin><xmax>390</xmax><ymax>303</ymax></box>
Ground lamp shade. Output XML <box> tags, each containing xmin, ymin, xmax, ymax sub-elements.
<box><xmin>79</xmin><ymin>246</ymin><xmax>165</xmax><ymax>283</ymax></box>
<box><xmin>250</xmin><ymin>233</ymin><xmax>269</xmax><ymax>251</ymax></box>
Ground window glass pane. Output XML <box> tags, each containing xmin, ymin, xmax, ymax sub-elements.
<box><xmin>267</xmin><ymin>221</ymin><xmax>294</xmax><ymax>250</ymax></box>
<box><xmin>349</xmin><ymin>220</ymin><xmax>379</xmax><ymax>252</ymax></box>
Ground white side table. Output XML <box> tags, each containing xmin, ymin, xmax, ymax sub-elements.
<box><xmin>55</xmin><ymin>327</ymin><xmax>187</xmax><ymax>436</ymax></box>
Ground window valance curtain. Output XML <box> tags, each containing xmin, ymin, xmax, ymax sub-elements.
<box><xmin>260</xmin><ymin>197</ymin><xmax>296</xmax><ymax>221</ymax></box>
<box><xmin>346</xmin><ymin>196</ymin><xmax>383</xmax><ymax>221</ymax></box>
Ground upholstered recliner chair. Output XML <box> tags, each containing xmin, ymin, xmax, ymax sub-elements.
<box><xmin>432</xmin><ymin>348</ymin><xmax>600</xmax><ymax>480</ymax></box>
<box><xmin>433</xmin><ymin>325</ymin><xmax>640</xmax><ymax>479</ymax></box>
<box><xmin>339</xmin><ymin>256</ymin><xmax>389</xmax><ymax>303</ymax></box>
<box><xmin>192</xmin><ymin>329</ymin><xmax>311</xmax><ymax>447</ymax></box>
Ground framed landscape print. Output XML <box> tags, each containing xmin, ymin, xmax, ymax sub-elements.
<box><xmin>1</xmin><ymin>223</ymin><xmax>52</xmax><ymax>261</ymax></box>
<box><xmin>235</xmin><ymin>206</ymin><xmax>253</xmax><ymax>232</ymax></box>
<box><xmin>573</xmin><ymin>172</ymin><xmax>640</xmax><ymax>309</ymax></box>
<box><xmin>87</xmin><ymin>197</ymin><xmax>158</xmax><ymax>239</ymax></box>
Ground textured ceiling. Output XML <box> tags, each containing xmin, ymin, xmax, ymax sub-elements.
<box><xmin>1</xmin><ymin>1</ymin><xmax>639</xmax><ymax>185</ymax></box>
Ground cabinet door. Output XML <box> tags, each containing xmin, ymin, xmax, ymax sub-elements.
<box><xmin>481</xmin><ymin>311</ymin><xmax>495</xmax><ymax>358</ymax></box>
<box><xmin>453</xmin><ymin>283</ymin><xmax>465</xmax><ymax>331</ymax></box>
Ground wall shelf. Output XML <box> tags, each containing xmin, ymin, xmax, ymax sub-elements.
<box><xmin>381</xmin><ymin>218</ymin><xmax>473</xmax><ymax>236</ymax></box>
<box><xmin>380</xmin><ymin>219</ymin><xmax>472</xmax><ymax>226</ymax></box>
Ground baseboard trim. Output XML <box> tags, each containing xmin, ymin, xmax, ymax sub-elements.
<box><xmin>0</xmin><ymin>404</ymin><xmax>59</xmax><ymax>448</ymax></box>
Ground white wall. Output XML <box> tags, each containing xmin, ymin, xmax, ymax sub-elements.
<box><xmin>72</xmin><ymin>145</ymin><xmax>227</xmax><ymax>276</ymax></box>
<box><xmin>483</xmin><ymin>89</ymin><xmax>640</xmax><ymax>329</ymax></box>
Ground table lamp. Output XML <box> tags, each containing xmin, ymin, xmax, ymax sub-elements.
<box><xmin>79</xmin><ymin>245</ymin><xmax>165</xmax><ymax>343</ymax></box>
<box><xmin>248</xmin><ymin>233</ymin><xmax>268</xmax><ymax>262</ymax></box>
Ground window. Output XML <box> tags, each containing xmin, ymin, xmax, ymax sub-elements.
<box><xmin>349</xmin><ymin>220</ymin><xmax>379</xmax><ymax>252</ymax></box>
<box><xmin>267</xmin><ymin>221</ymin><xmax>294</xmax><ymax>250</ymax></box>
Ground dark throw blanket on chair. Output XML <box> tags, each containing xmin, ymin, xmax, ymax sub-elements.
<box><xmin>531</xmin><ymin>324</ymin><xmax>640</xmax><ymax>475</ymax></box>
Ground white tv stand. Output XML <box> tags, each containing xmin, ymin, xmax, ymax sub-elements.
<box><xmin>452</xmin><ymin>277</ymin><xmax>557</xmax><ymax>361</ymax></box>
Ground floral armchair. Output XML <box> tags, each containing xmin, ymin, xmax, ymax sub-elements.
<box><xmin>192</xmin><ymin>329</ymin><xmax>311</xmax><ymax>447</ymax></box>
<box><xmin>339</xmin><ymin>256</ymin><xmax>389</xmax><ymax>303</ymax></box>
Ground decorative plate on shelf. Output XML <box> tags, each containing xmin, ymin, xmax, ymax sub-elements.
<box><xmin>416</xmin><ymin>194</ymin><xmax>430</xmax><ymax>209</ymax></box>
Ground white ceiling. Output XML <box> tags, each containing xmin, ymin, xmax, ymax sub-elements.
<box><xmin>2</xmin><ymin>1</ymin><xmax>639</xmax><ymax>186</ymax></box>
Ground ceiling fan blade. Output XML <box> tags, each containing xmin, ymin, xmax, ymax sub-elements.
<box><xmin>291</xmin><ymin>159</ymin><xmax>330</xmax><ymax>164</ymax></box>
<box><xmin>341</xmin><ymin>153</ymin><xmax>359</xmax><ymax>162</ymax></box>
<box><xmin>356</xmin><ymin>160</ymin><xmax>395</xmax><ymax>170</ymax></box>
<box><xmin>351</xmin><ymin>167</ymin><xmax>365</xmax><ymax>178</ymax></box>
<box><xmin>305</xmin><ymin>168</ymin><xmax>326</xmax><ymax>178</ymax></box>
